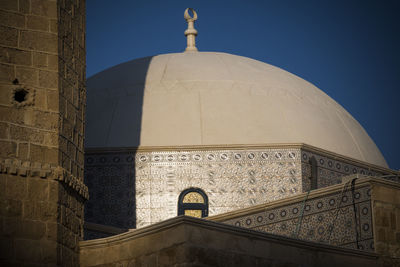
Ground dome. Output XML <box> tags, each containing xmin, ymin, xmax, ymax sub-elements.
<box><xmin>86</xmin><ymin>52</ymin><xmax>387</xmax><ymax>168</ymax></box>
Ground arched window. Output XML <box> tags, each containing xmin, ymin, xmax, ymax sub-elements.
<box><xmin>178</xmin><ymin>188</ymin><xmax>208</xmax><ymax>218</ymax></box>
<box><xmin>309</xmin><ymin>156</ymin><xmax>318</xmax><ymax>190</ymax></box>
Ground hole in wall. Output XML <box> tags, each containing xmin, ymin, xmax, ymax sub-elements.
<box><xmin>14</xmin><ymin>88</ymin><xmax>29</xmax><ymax>103</ymax></box>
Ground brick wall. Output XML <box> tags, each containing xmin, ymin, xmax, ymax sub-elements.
<box><xmin>371</xmin><ymin>182</ymin><xmax>400</xmax><ymax>259</ymax></box>
<box><xmin>0</xmin><ymin>0</ymin><xmax>87</xmax><ymax>266</ymax></box>
<box><xmin>0</xmin><ymin>0</ymin><xmax>59</xmax><ymax>164</ymax></box>
<box><xmin>58</xmin><ymin>0</ymin><xmax>86</xmax><ymax>182</ymax></box>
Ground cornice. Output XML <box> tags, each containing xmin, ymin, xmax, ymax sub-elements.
<box><xmin>0</xmin><ymin>158</ymin><xmax>89</xmax><ymax>199</ymax></box>
<box><xmin>85</xmin><ymin>143</ymin><xmax>399</xmax><ymax>175</ymax></box>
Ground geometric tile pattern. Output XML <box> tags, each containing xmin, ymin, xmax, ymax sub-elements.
<box><xmin>84</xmin><ymin>152</ymin><xmax>136</xmax><ymax>229</ymax></box>
<box><xmin>135</xmin><ymin>148</ymin><xmax>302</xmax><ymax>227</ymax></box>
<box><xmin>301</xmin><ymin>150</ymin><xmax>386</xmax><ymax>190</ymax></box>
<box><xmin>222</xmin><ymin>184</ymin><xmax>374</xmax><ymax>252</ymax></box>
<box><xmin>84</xmin><ymin>145</ymin><xmax>393</xmax><ymax>238</ymax></box>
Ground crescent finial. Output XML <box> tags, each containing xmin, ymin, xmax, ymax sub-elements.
<box><xmin>184</xmin><ymin>8</ymin><xmax>198</xmax><ymax>21</ymax></box>
<box><xmin>184</xmin><ymin>8</ymin><xmax>198</xmax><ymax>52</ymax></box>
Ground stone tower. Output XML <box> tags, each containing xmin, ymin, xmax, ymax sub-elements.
<box><xmin>0</xmin><ymin>0</ymin><xmax>87</xmax><ymax>265</ymax></box>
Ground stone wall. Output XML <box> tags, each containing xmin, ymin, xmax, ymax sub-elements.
<box><xmin>0</xmin><ymin>0</ymin><xmax>87</xmax><ymax>265</ymax></box>
<box><xmin>371</xmin><ymin>181</ymin><xmax>400</xmax><ymax>259</ymax></box>
<box><xmin>0</xmin><ymin>0</ymin><xmax>59</xmax><ymax>165</ymax></box>
<box><xmin>58</xmin><ymin>0</ymin><xmax>86</xmax><ymax>182</ymax></box>
<box><xmin>79</xmin><ymin>216</ymin><xmax>381</xmax><ymax>267</ymax></box>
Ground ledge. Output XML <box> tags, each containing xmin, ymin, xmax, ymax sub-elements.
<box><xmin>79</xmin><ymin>215</ymin><xmax>378</xmax><ymax>260</ymax></box>
<box><xmin>0</xmin><ymin>158</ymin><xmax>89</xmax><ymax>199</ymax></box>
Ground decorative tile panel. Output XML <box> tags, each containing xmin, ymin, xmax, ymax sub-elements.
<box><xmin>221</xmin><ymin>185</ymin><xmax>374</xmax><ymax>251</ymax></box>
<box><xmin>300</xmin><ymin>149</ymin><xmax>388</xmax><ymax>191</ymax></box>
<box><xmin>84</xmin><ymin>145</ymin><xmax>395</xmax><ymax>238</ymax></box>
<box><xmin>135</xmin><ymin>148</ymin><xmax>302</xmax><ymax>227</ymax></box>
<box><xmin>84</xmin><ymin>152</ymin><xmax>136</xmax><ymax>229</ymax></box>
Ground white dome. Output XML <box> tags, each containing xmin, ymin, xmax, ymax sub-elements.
<box><xmin>86</xmin><ymin>52</ymin><xmax>387</xmax><ymax>167</ymax></box>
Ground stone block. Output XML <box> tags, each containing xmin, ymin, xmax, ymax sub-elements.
<box><xmin>391</xmin><ymin>212</ymin><xmax>396</xmax><ymax>230</ymax></box>
<box><xmin>0</xmin><ymin>198</ymin><xmax>22</xmax><ymax>217</ymax></box>
<box><xmin>0</xmin><ymin>47</ymin><xmax>32</xmax><ymax>66</ymax></box>
<box><xmin>10</xmin><ymin>124</ymin><xmax>44</xmax><ymax>144</ymax></box>
<box><xmin>0</xmin><ymin>84</ymin><xmax>11</xmax><ymax>105</ymax></box>
<box><xmin>48</xmin><ymin>180</ymin><xmax>59</xmax><ymax>203</ymax></box>
<box><xmin>31</xmin><ymin>0</ymin><xmax>57</xmax><ymax>18</ymax></box>
<box><xmin>30</xmin><ymin>143</ymin><xmax>58</xmax><ymax>164</ymax></box>
<box><xmin>0</xmin><ymin>237</ymin><xmax>13</xmax><ymax>260</ymax></box>
<box><xmin>0</xmin><ymin>25</ymin><xmax>18</xmax><ymax>47</ymax></box>
<box><xmin>16</xmin><ymin>66</ymin><xmax>38</xmax><ymax>86</ymax></box>
<box><xmin>0</xmin><ymin>122</ymin><xmax>9</xmax><ymax>139</ymax></box>
<box><xmin>0</xmin><ymin>63</ymin><xmax>15</xmax><ymax>83</ymax></box>
<box><xmin>382</xmin><ymin>212</ymin><xmax>390</xmax><ymax>227</ymax></box>
<box><xmin>377</xmin><ymin>227</ymin><xmax>386</xmax><ymax>242</ymax></box>
<box><xmin>39</xmin><ymin>69</ymin><xmax>58</xmax><ymax>88</ymax></box>
<box><xmin>22</xmin><ymin>219</ymin><xmax>46</xmax><ymax>240</ymax></box>
<box><xmin>5</xmin><ymin>175</ymin><xmax>27</xmax><ymax>200</ymax></box>
<box><xmin>3</xmin><ymin>216</ymin><xmax>22</xmax><ymax>237</ymax></box>
<box><xmin>46</xmin><ymin>222</ymin><xmax>58</xmax><ymax>241</ymax></box>
<box><xmin>20</xmin><ymin>30</ymin><xmax>57</xmax><ymax>53</ymax></box>
<box><xmin>61</xmin><ymin>120</ymin><xmax>72</xmax><ymax>140</ymax></box>
<box><xmin>15</xmin><ymin>239</ymin><xmax>42</xmax><ymax>262</ymax></box>
<box><xmin>61</xmin><ymin>153</ymin><xmax>71</xmax><ymax>171</ymax></box>
<box><xmin>33</xmin><ymin>52</ymin><xmax>47</xmax><ymax>68</ymax></box>
<box><xmin>0</xmin><ymin>140</ymin><xmax>17</xmax><ymax>158</ymax></box>
<box><xmin>0</xmin><ymin>177</ymin><xmax>5</xmax><ymax>199</ymax></box>
<box><xmin>40</xmin><ymin>201</ymin><xmax>58</xmax><ymax>221</ymax></box>
<box><xmin>33</xmin><ymin>110</ymin><xmax>58</xmax><ymax>131</ymax></box>
<box><xmin>0</xmin><ymin>1</ymin><xmax>18</xmax><ymax>11</ymax></box>
<box><xmin>49</xmin><ymin>19</ymin><xmax>57</xmax><ymax>33</ymax></box>
<box><xmin>23</xmin><ymin>200</ymin><xmax>39</xmax><ymax>220</ymax></box>
<box><xmin>0</xmin><ymin>10</ymin><xmax>25</xmax><ymax>28</ymax></box>
<box><xmin>47</xmin><ymin>54</ymin><xmax>58</xmax><ymax>70</ymax></box>
<box><xmin>34</xmin><ymin>88</ymin><xmax>46</xmax><ymax>110</ymax></box>
<box><xmin>18</xmin><ymin>142</ymin><xmax>29</xmax><ymax>160</ymax></box>
<box><xmin>26</xmin><ymin>15</ymin><xmax>49</xmax><ymax>31</ymax></box>
<box><xmin>28</xmin><ymin>178</ymin><xmax>49</xmax><ymax>201</ymax></box>
<box><xmin>43</xmin><ymin>131</ymin><xmax>58</xmax><ymax>146</ymax></box>
<box><xmin>0</xmin><ymin>106</ymin><xmax>25</xmax><ymax>123</ymax></box>
<box><xmin>19</xmin><ymin>0</ymin><xmax>31</xmax><ymax>14</ymax></box>
<box><xmin>41</xmin><ymin>240</ymin><xmax>58</xmax><ymax>263</ymax></box>
<box><xmin>158</xmin><ymin>245</ymin><xmax>187</xmax><ymax>265</ymax></box>
<box><xmin>46</xmin><ymin>89</ymin><xmax>58</xmax><ymax>111</ymax></box>
<box><xmin>23</xmin><ymin>109</ymin><xmax>35</xmax><ymax>127</ymax></box>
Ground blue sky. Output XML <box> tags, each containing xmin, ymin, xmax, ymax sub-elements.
<box><xmin>86</xmin><ymin>0</ymin><xmax>400</xmax><ymax>170</ymax></box>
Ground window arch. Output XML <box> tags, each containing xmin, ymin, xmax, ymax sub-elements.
<box><xmin>178</xmin><ymin>188</ymin><xmax>208</xmax><ymax>218</ymax></box>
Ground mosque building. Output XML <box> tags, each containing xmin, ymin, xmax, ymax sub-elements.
<box><xmin>1</xmin><ymin>1</ymin><xmax>399</xmax><ymax>265</ymax></box>
<box><xmin>82</xmin><ymin>8</ymin><xmax>399</xmax><ymax>259</ymax></box>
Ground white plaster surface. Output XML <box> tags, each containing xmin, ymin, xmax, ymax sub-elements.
<box><xmin>86</xmin><ymin>52</ymin><xmax>387</xmax><ymax>167</ymax></box>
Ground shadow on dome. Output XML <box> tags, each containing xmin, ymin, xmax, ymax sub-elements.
<box><xmin>85</xmin><ymin>56</ymin><xmax>154</xmax><ymax>148</ymax></box>
<box><xmin>84</xmin><ymin>56</ymin><xmax>154</xmax><ymax>232</ymax></box>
